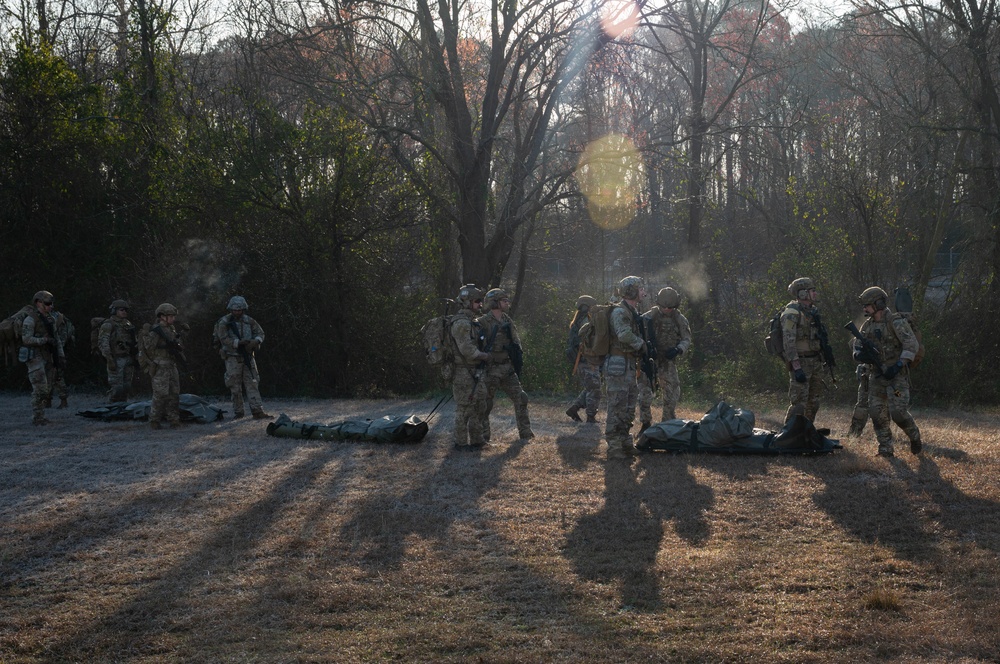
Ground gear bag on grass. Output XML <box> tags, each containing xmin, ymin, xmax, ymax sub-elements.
<box><xmin>577</xmin><ymin>303</ymin><xmax>613</xmax><ymax>356</ymax></box>
<box><xmin>0</xmin><ymin>306</ymin><xmax>35</xmax><ymax>365</ymax></box>
<box><xmin>763</xmin><ymin>308</ymin><xmax>784</xmax><ymax>359</ymax></box>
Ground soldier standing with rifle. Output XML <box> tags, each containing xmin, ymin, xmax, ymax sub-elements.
<box><xmin>781</xmin><ymin>277</ymin><xmax>831</xmax><ymax>425</ymax></box>
<box><xmin>450</xmin><ymin>285</ymin><xmax>491</xmax><ymax>451</ymax></box>
<box><xmin>638</xmin><ymin>287</ymin><xmax>692</xmax><ymax>428</ymax></box>
<box><xmin>20</xmin><ymin>290</ymin><xmax>64</xmax><ymax>425</ymax></box>
<box><xmin>215</xmin><ymin>296</ymin><xmax>271</xmax><ymax>420</ymax></box>
<box><xmin>99</xmin><ymin>299</ymin><xmax>137</xmax><ymax>403</ymax></box>
<box><xmin>146</xmin><ymin>303</ymin><xmax>184</xmax><ymax>429</ymax></box>
<box><xmin>477</xmin><ymin>288</ymin><xmax>534</xmax><ymax>442</ymax></box>
<box><xmin>847</xmin><ymin>286</ymin><xmax>922</xmax><ymax>457</ymax></box>
<box><xmin>604</xmin><ymin>275</ymin><xmax>647</xmax><ymax>459</ymax></box>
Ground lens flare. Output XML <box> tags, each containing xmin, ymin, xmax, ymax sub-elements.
<box><xmin>575</xmin><ymin>133</ymin><xmax>645</xmax><ymax>230</ymax></box>
<box><xmin>599</xmin><ymin>0</ymin><xmax>640</xmax><ymax>39</ymax></box>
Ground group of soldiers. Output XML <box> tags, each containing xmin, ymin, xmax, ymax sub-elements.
<box><xmin>447</xmin><ymin>285</ymin><xmax>534</xmax><ymax>451</ymax></box>
<box><xmin>448</xmin><ymin>274</ymin><xmax>922</xmax><ymax>460</ymax></box>
<box><xmin>17</xmin><ymin>291</ymin><xmax>271</xmax><ymax>428</ymax></box>
<box><xmin>780</xmin><ymin>278</ymin><xmax>922</xmax><ymax>457</ymax></box>
<box><xmin>563</xmin><ymin>276</ymin><xmax>693</xmax><ymax>458</ymax></box>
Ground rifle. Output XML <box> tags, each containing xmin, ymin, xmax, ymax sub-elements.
<box><xmin>152</xmin><ymin>324</ymin><xmax>188</xmax><ymax>369</ymax></box>
<box><xmin>502</xmin><ymin>321</ymin><xmax>524</xmax><ymax>377</ymax></box>
<box><xmin>844</xmin><ymin>321</ymin><xmax>883</xmax><ymax>377</ymax></box>
<box><xmin>472</xmin><ymin>322</ymin><xmax>499</xmax><ymax>395</ymax></box>
<box><xmin>229</xmin><ymin>317</ymin><xmax>258</xmax><ymax>381</ymax></box>
<box><xmin>811</xmin><ymin>310</ymin><xmax>837</xmax><ymax>386</ymax></box>
<box><xmin>39</xmin><ymin>313</ymin><xmax>65</xmax><ymax>370</ymax></box>
<box><xmin>633</xmin><ymin>307</ymin><xmax>657</xmax><ymax>390</ymax></box>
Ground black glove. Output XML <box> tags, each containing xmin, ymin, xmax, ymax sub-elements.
<box><xmin>883</xmin><ymin>362</ymin><xmax>902</xmax><ymax>380</ymax></box>
<box><xmin>665</xmin><ymin>346</ymin><xmax>680</xmax><ymax>360</ymax></box>
<box><xmin>853</xmin><ymin>349</ymin><xmax>864</xmax><ymax>362</ymax></box>
<box><xmin>793</xmin><ymin>368</ymin><xmax>807</xmax><ymax>383</ymax></box>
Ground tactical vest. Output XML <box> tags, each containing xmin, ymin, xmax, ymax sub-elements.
<box><xmin>783</xmin><ymin>302</ymin><xmax>821</xmax><ymax>356</ymax></box>
<box><xmin>480</xmin><ymin>314</ymin><xmax>515</xmax><ymax>364</ymax></box>
<box><xmin>609</xmin><ymin>302</ymin><xmax>642</xmax><ymax>357</ymax></box>
<box><xmin>860</xmin><ymin>312</ymin><xmax>906</xmax><ymax>366</ymax></box>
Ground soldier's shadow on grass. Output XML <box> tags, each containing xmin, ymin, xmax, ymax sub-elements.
<box><xmin>339</xmin><ymin>433</ymin><xmax>527</xmax><ymax>571</ymax></box>
<box><xmin>563</xmin><ymin>455</ymin><xmax>714</xmax><ymax>611</ymax></box>
<box><xmin>803</xmin><ymin>446</ymin><xmax>997</xmax><ymax>561</ymax></box>
<box><xmin>554</xmin><ymin>424</ymin><xmax>604</xmax><ymax>470</ymax></box>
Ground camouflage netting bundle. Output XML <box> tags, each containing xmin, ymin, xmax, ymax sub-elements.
<box><xmin>266</xmin><ymin>413</ymin><xmax>429</xmax><ymax>444</ymax></box>
<box><xmin>637</xmin><ymin>402</ymin><xmax>840</xmax><ymax>454</ymax></box>
<box><xmin>76</xmin><ymin>394</ymin><xmax>225</xmax><ymax>423</ymax></box>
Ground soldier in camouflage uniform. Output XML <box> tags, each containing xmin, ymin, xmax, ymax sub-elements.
<box><xmin>781</xmin><ymin>277</ymin><xmax>827</xmax><ymax>425</ymax></box>
<box><xmin>449</xmin><ymin>285</ymin><xmax>491</xmax><ymax>450</ymax></box>
<box><xmin>638</xmin><ymin>287</ymin><xmax>692</xmax><ymax>427</ymax></box>
<box><xmin>20</xmin><ymin>291</ymin><xmax>64</xmax><ymax>425</ymax></box>
<box><xmin>99</xmin><ymin>300</ymin><xmax>136</xmax><ymax>403</ymax></box>
<box><xmin>565</xmin><ymin>295</ymin><xmax>603</xmax><ymax>424</ymax></box>
<box><xmin>604</xmin><ymin>276</ymin><xmax>647</xmax><ymax>458</ymax></box>
<box><xmin>146</xmin><ymin>303</ymin><xmax>184</xmax><ymax>429</ymax></box>
<box><xmin>477</xmin><ymin>288</ymin><xmax>534</xmax><ymax>441</ymax></box>
<box><xmin>51</xmin><ymin>308</ymin><xmax>75</xmax><ymax>409</ymax></box>
<box><xmin>854</xmin><ymin>286</ymin><xmax>922</xmax><ymax>457</ymax></box>
<box><xmin>215</xmin><ymin>296</ymin><xmax>271</xmax><ymax>420</ymax></box>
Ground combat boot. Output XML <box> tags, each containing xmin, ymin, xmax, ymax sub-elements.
<box><xmin>565</xmin><ymin>406</ymin><xmax>582</xmax><ymax>422</ymax></box>
<box><xmin>150</xmin><ymin>420</ymin><xmax>163</xmax><ymax>430</ymax></box>
<box><xmin>32</xmin><ymin>414</ymin><xmax>50</xmax><ymax>426</ymax></box>
<box><xmin>586</xmin><ymin>415</ymin><xmax>598</xmax><ymax>423</ymax></box>
<box><xmin>877</xmin><ymin>444</ymin><xmax>894</xmax><ymax>458</ymax></box>
<box><xmin>251</xmin><ymin>410</ymin><xmax>273</xmax><ymax>420</ymax></box>
<box><xmin>640</xmin><ymin>421</ymin><xmax>651</xmax><ymax>433</ymax></box>
<box><xmin>519</xmin><ymin>430</ymin><xmax>535</xmax><ymax>441</ymax></box>
<box><xmin>910</xmin><ymin>437</ymin><xmax>923</xmax><ymax>455</ymax></box>
<box><xmin>44</xmin><ymin>397</ymin><xmax>53</xmax><ymax>408</ymax></box>
<box><xmin>233</xmin><ymin>411</ymin><xmax>245</xmax><ymax>419</ymax></box>
<box><xmin>58</xmin><ymin>396</ymin><xmax>68</xmax><ymax>409</ymax></box>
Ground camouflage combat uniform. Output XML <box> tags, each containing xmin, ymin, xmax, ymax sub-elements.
<box><xmin>858</xmin><ymin>311</ymin><xmax>921</xmax><ymax>456</ymax></box>
<box><xmin>604</xmin><ymin>300</ymin><xmax>644</xmax><ymax>454</ymax></box>
<box><xmin>51</xmin><ymin>310</ymin><xmax>74</xmax><ymax>408</ymax></box>
<box><xmin>99</xmin><ymin>315</ymin><xmax>136</xmax><ymax>403</ymax></box>
<box><xmin>477</xmin><ymin>311</ymin><xmax>533</xmax><ymax>440</ymax></box>
<box><xmin>638</xmin><ymin>306</ymin><xmax>692</xmax><ymax>424</ymax></box>
<box><xmin>566</xmin><ymin>298</ymin><xmax>604</xmax><ymax>423</ymax></box>
<box><xmin>215</xmin><ymin>312</ymin><xmax>267</xmax><ymax>418</ymax></box>
<box><xmin>848</xmin><ymin>353</ymin><xmax>870</xmax><ymax>437</ymax></box>
<box><xmin>146</xmin><ymin>320</ymin><xmax>183</xmax><ymax>428</ymax></box>
<box><xmin>781</xmin><ymin>301</ymin><xmax>826</xmax><ymax>423</ymax></box>
<box><xmin>450</xmin><ymin>306</ymin><xmax>488</xmax><ymax>449</ymax></box>
<box><xmin>21</xmin><ymin>305</ymin><xmax>63</xmax><ymax>424</ymax></box>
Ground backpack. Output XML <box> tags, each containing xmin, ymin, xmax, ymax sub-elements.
<box><xmin>0</xmin><ymin>306</ymin><xmax>35</xmax><ymax>365</ymax></box>
<box><xmin>892</xmin><ymin>286</ymin><xmax>925</xmax><ymax>369</ymax></box>
<box><xmin>91</xmin><ymin>317</ymin><xmax>107</xmax><ymax>356</ymax></box>
<box><xmin>420</xmin><ymin>315</ymin><xmax>458</xmax><ymax>367</ymax></box>
<box><xmin>136</xmin><ymin>323</ymin><xmax>155</xmax><ymax>374</ymax></box>
<box><xmin>577</xmin><ymin>303</ymin><xmax>613</xmax><ymax>356</ymax></box>
<box><xmin>763</xmin><ymin>308</ymin><xmax>785</xmax><ymax>359</ymax></box>
<box><xmin>892</xmin><ymin>311</ymin><xmax>925</xmax><ymax>369</ymax></box>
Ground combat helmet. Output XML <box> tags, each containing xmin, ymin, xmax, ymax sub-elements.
<box><xmin>33</xmin><ymin>290</ymin><xmax>54</xmax><ymax>304</ymax></box>
<box><xmin>656</xmin><ymin>287</ymin><xmax>680</xmax><ymax>309</ymax></box>
<box><xmin>576</xmin><ymin>295</ymin><xmax>597</xmax><ymax>310</ymax></box>
<box><xmin>109</xmin><ymin>299</ymin><xmax>128</xmax><ymax>315</ymax></box>
<box><xmin>456</xmin><ymin>284</ymin><xmax>484</xmax><ymax>309</ymax></box>
<box><xmin>616</xmin><ymin>276</ymin><xmax>644</xmax><ymax>300</ymax></box>
<box><xmin>227</xmin><ymin>295</ymin><xmax>248</xmax><ymax>311</ymax></box>
<box><xmin>859</xmin><ymin>286</ymin><xmax>888</xmax><ymax>311</ymax></box>
<box><xmin>155</xmin><ymin>303</ymin><xmax>179</xmax><ymax>317</ymax></box>
<box><xmin>788</xmin><ymin>277</ymin><xmax>816</xmax><ymax>300</ymax></box>
<box><xmin>484</xmin><ymin>288</ymin><xmax>509</xmax><ymax>310</ymax></box>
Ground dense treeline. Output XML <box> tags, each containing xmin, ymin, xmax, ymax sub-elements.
<box><xmin>1</xmin><ymin>0</ymin><xmax>997</xmax><ymax>405</ymax></box>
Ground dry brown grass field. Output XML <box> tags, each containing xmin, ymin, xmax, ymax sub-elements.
<box><xmin>2</xmin><ymin>389</ymin><xmax>999</xmax><ymax>663</ymax></box>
